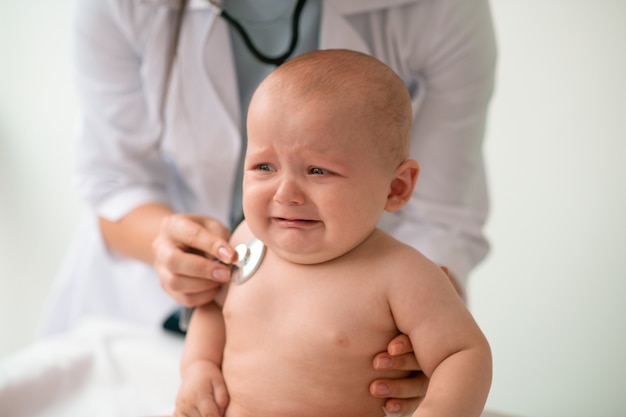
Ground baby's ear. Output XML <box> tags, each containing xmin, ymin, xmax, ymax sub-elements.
<box><xmin>384</xmin><ymin>159</ymin><xmax>419</xmax><ymax>212</ymax></box>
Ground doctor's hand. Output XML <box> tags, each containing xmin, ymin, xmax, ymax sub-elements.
<box><xmin>370</xmin><ymin>334</ymin><xmax>429</xmax><ymax>415</ymax></box>
<box><xmin>153</xmin><ymin>213</ymin><xmax>238</xmax><ymax>307</ymax></box>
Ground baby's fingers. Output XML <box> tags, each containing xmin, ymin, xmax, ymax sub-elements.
<box><xmin>213</xmin><ymin>377</ymin><xmax>230</xmax><ymax>415</ymax></box>
<box><xmin>195</xmin><ymin>397</ymin><xmax>224</xmax><ymax>417</ymax></box>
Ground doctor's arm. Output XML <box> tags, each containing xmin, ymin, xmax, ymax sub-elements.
<box><xmin>73</xmin><ymin>0</ymin><xmax>235</xmax><ymax>306</ymax></box>
<box><xmin>387</xmin><ymin>0</ymin><xmax>497</xmax><ymax>293</ymax></box>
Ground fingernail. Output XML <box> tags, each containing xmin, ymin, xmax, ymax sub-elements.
<box><xmin>373</xmin><ymin>383</ymin><xmax>391</xmax><ymax>396</ymax></box>
<box><xmin>389</xmin><ymin>403</ymin><xmax>401</xmax><ymax>413</ymax></box>
<box><xmin>212</xmin><ymin>268</ymin><xmax>230</xmax><ymax>282</ymax></box>
<box><xmin>375</xmin><ymin>356</ymin><xmax>393</xmax><ymax>370</ymax></box>
<box><xmin>389</xmin><ymin>342</ymin><xmax>405</xmax><ymax>356</ymax></box>
<box><xmin>218</xmin><ymin>246</ymin><xmax>232</xmax><ymax>262</ymax></box>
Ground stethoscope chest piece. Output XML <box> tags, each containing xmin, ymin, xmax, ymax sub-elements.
<box><xmin>232</xmin><ymin>237</ymin><xmax>266</xmax><ymax>285</ymax></box>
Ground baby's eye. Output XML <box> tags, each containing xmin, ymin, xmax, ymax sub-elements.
<box><xmin>309</xmin><ymin>167</ymin><xmax>328</xmax><ymax>176</ymax></box>
<box><xmin>256</xmin><ymin>163</ymin><xmax>275</xmax><ymax>172</ymax></box>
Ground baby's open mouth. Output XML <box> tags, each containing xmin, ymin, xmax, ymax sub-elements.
<box><xmin>272</xmin><ymin>217</ymin><xmax>320</xmax><ymax>226</ymax></box>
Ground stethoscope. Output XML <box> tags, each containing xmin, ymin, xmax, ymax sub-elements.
<box><xmin>177</xmin><ymin>235</ymin><xmax>265</xmax><ymax>330</ymax></box>
<box><xmin>208</xmin><ymin>0</ymin><xmax>307</xmax><ymax>66</ymax></box>
<box><xmin>160</xmin><ymin>0</ymin><xmax>307</xmax><ymax>150</ymax></box>
<box><xmin>232</xmin><ymin>237</ymin><xmax>266</xmax><ymax>284</ymax></box>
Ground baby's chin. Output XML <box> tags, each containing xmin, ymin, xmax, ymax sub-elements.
<box><xmin>257</xmin><ymin>237</ymin><xmax>336</xmax><ymax>264</ymax></box>
<box><xmin>268</xmin><ymin>237</ymin><xmax>366</xmax><ymax>266</ymax></box>
<box><xmin>271</xmin><ymin>245</ymin><xmax>339</xmax><ymax>266</ymax></box>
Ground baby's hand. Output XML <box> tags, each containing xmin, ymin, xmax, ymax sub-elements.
<box><xmin>174</xmin><ymin>361</ymin><xmax>229</xmax><ymax>417</ymax></box>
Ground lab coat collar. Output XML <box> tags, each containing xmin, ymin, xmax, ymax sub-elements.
<box><xmin>139</xmin><ymin>0</ymin><xmax>215</xmax><ymax>10</ymax></box>
<box><xmin>139</xmin><ymin>0</ymin><xmax>424</xmax><ymax>12</ymax></box>
<box><xmin>328</xmin><ymin>0</ymin><xmax>424</xmax><ymax>14</ymax></box>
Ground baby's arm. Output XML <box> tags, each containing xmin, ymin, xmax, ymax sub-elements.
<box><xmin>174</xmin><ymin>301</ymin><xmax>229</xmax><ymax>417</ymax></box>
<box><xmin>174</xmin><ymin>223</ymin><xmax>254</xmax><ymax>416</ymax></box>
<box><xmin>389</xmin><ymin>253</ymin><xmax>492</xmax><ymax>417</ymax></box>
<box><xmin>413</xmin><ymin>332</ymin><xmax>492</xmax><ymax>417</ymax></box>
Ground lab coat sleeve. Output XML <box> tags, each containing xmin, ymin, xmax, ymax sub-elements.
<box><xmin>72</xmin><ymin>0</ymin><xmax>172</xmax><ymax>220</ymax></box>
<box><xmin>381</xmin><ymin>0</ymin><xmax>497</xmax><ymax>287</ymax></box>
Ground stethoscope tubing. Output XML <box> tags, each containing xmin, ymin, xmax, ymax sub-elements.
<box><xmin>208</xmin><ymin>0</ymin><xmax>307</xmax><ymax>66</ymax></box>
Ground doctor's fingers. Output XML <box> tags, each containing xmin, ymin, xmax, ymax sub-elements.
<box><xmin>158</xmin><ymin>273</ymin><xmax>223</xmax><ymax>307</ymax></box>
<box><xmin>370</xmin><ymin>373</ymin><xmax>428</xmax><ymax>415</ymax></box>
<box><xmin>373</xmin><ymin>351</ymin><xmax>420</xmax><ymax>373</ymax></box>
<box><xmin>156</xmin><ymin>243</ymin><xmax>234</xmax><ymax>283</ymax></box>
<box><xmin>373</xmin><ymin>334</ymin><xmax>419</xmax><ymax>372</ymax></box>
<box><xmin>159</xmin><ymin>213</ymin><xmax>235</xmax><ymax>262</ymax></box>
<box><xmin>386</xmin><ymin>333</ymin><xmax>414</xmax><ymax>356</ymax></box>
<box><xmin>157</xmin><ymin>259</ymin><xmax>228</xmax><ymax>302</ymax></box>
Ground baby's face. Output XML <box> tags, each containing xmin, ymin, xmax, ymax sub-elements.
<box><xmin>242</xmin><ymin>91</ymin><xmax>395</xmax><ymax>265</ymax></box>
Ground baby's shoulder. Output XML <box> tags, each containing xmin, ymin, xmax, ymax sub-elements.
<box><xmin>369</xmin><ymin>229</ymin><xmax>428</xmax><ymax>262</ymax></box>
<box><xmin>368</xmin><ymin>229</ymin><xmax>444</xmax><ymax>280</ymax></box>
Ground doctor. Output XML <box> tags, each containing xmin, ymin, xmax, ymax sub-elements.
<box><xmin>40</xmin><ymin>0</ymin><xmax>496</xmax><ymax>414</ymax></box>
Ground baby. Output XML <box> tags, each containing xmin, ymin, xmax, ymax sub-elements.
<box><xmin>174</xmin><ymin>49</ymin><xmax>492</xmax><ymax>417</ymax></box>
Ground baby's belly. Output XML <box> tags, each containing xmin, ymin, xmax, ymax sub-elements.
<box><xmin>222</xmin><ymin>347</ymin><xmax>402</xmax><ymax>417</ymax></box>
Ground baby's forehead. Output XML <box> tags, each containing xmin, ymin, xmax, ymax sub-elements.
<box><xmin>262</xmin><ymin>76</ymin><xmax>385</xmax><ymax>115</ymax></box>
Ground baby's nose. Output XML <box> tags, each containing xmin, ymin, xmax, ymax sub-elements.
<box><xmin>273</xmin><ymin>177</ymin><xmax>305</xmax><ymax>205</ymax></box>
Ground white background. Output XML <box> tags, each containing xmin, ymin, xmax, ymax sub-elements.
<box><xmin>1</xmin><ymin>1</ymin><xmax>625</xmax><ymax>416</ymax></box>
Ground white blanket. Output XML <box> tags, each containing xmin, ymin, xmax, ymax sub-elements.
<box><xmin>0</xmin><ymin>318</ymin><xmax>183</xmax><ymax>417</ymax></box>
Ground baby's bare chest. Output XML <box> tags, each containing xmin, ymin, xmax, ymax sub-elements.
<box><xmin>223</xmin><ymin>263</ymin><xmax>398</xmax><ymax>356</ymax></box>
<box><xmin>221</xmin><ymin>261</ymin><xmax>407</xmax><ymax>417</ymax></box>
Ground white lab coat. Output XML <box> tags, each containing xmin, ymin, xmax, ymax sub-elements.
<box><xmin>39</xmin><ymin>0</ymin><xmax>497</xmax><ymax>336</ymax></box>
